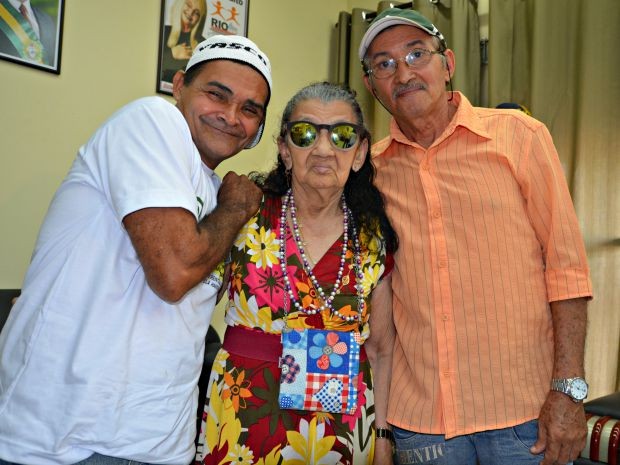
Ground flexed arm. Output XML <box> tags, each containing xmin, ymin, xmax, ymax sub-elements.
<box><xmin>124</xmin><ymin>172</ymin><xmax>261</xmax><ymax>302</ymax></box>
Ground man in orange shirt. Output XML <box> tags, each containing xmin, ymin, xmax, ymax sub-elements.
<box><xmin>358</xmin><ymin>8</ymin><xmax>593</xmax><ymax>465</ymax></box>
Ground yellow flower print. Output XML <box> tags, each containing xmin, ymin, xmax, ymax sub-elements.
<box><xmin>235</xmin><ymin>219</ymin><xmax>259</xmax><ymax>250</ymax></box>
<box><xmin>222</xmin><ymin>369</ymin><xmax>252</xmax><ymax>413</ymax></box>
<box><xmin>246</xmin><ymin>226</ymin><xmax>279</xmax><ymax>269</ymax></box>
<box><xmin>214</xmin><ymin>260</ymin><xmax>226</xmax><ymax>277</ymax></box>
<box><xmin>361</xmin><ymin>263</ymin><xmax>384</xmax><ymax>296</ymax></box>
<box><xmin>226</xmin><ymin>444</ymin><xmax>254</xmax><ymax>465</ymax></box>
<box><xmin>359</xmin><ymin>228</ymin><xmax>381</xmax><ymax>263</ymax></box>
<box><xmin>205</xmin><ymin>380</ymin><xmax>242</xmax><ymax>455</ymax></box>
<box><xmin>281</xmin><ymin>312</ymin><xmax>306</xmax><ymax>330</ymax></box>
<box><xmin>313</xmin><ymin>411</ymin><xmax>335</xmax><ymax>424</ymax></box>
<box><xmin>254</xmin><ymin>444</ymin><xmax>282</xmax><ymax>465</ymax></box>
<box><xmin>255</xmin><ymin>306</ymin><xmax>276</xmax><ymax>332</ymax></box>
<box><xmin>281</xmin><ymin>417</ymin><xmax>342</xmax><ymax>465</ymax></box>
<box><xmin>226</xmin><ymin>290</ymin><xmax>274</xmax><ymax>331</ymax></box>
<box><xmin>212</xmin><ymin>349</ymin><xmax>229</xmax><ymax>376</ymax></box>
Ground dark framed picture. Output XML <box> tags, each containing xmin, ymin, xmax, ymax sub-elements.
<box><xmin>156</xmin><ymin>0</ymin><xmax>249</xmax><ymax>95</ymax></box>
<box><xmin>0</xmin><ymin>0</ymin><xmax>64</xmax><ymax>74</ymax></box>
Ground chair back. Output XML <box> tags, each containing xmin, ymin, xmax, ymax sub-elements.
<box><xmin>0</xmin><ymin>289</ymin><xmax>21</xmax><ymax>332</ymax></box>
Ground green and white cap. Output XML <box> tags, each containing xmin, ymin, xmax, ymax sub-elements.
<box><xmin>358</xmin><ymin>8</ymin><xmax>447</xmax><ymax>61</ymax></box>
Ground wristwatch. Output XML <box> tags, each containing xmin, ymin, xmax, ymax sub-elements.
<box><xmin>376</xmin><ymin>427</ymin><xmax>394</xmax><ymax>441</ymax></box>
<box><xmin>550</xmin><ymin>377</ymin><xmax>589</xmax><ymax>402</ymax></box>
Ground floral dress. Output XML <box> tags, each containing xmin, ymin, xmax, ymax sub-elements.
<box><xmin>197</xmin><ymin>195</ymin><xmax>393</xmax><ymax>465</ymax></box>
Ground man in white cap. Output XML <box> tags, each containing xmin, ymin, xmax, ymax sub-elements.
<box><xmin>0</xmin><ymin>35</ymin><xmax>271</xmax><ymax>465</ymax></box>
<box><xmin>358</xmin><ymin>8</ymin><xmax>592</xmax><ymax>465</ymax></box>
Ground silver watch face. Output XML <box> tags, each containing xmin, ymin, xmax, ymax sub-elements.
<box><xmin>569</xmin><ymin>378</ymin><xmax>588</xmax><ymax>401</ymax></box>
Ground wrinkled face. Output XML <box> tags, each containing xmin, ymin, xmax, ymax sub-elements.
<box><xmin>182</xmin><ymin>0</ymin><xmax>202</xmax><ymax>28</ymax></box>
<box><xmin>278</xmin><ymin>99</ymin><xmax>368</xmax><ymax>193</ymax></box>
<box><xmin>173</xmin><ymin>60</ymin><xmax>268</xmax><ymax>169</ymax></box>
<box><xmin>363</xmin><ymin>25</ymin><xmax>454</xmax><ymax>121</ymax></box>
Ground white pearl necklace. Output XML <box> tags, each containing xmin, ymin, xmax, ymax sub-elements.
<box><xmin>278</xmin><ymin>189</ymin><xmax>365</xmax><ymax>323</ymax></box>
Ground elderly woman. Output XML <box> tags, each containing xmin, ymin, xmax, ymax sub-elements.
<box><xmin>197</xmin><ymin>82</ymin><xmax>398</xmax><ymax>465</ymax></box>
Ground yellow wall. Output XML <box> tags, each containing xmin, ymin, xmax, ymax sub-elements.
<box><xmin>0</xmin><ymin>0</ymin><xmax>374</xmax><ymax>289</ymax></box>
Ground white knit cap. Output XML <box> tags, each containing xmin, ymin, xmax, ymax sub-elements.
<box><xmin>185</xmin><ymin>35</ymin><xmax>272</xmax><ymax>149</ymax></box>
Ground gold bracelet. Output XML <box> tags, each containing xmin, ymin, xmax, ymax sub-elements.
<box><xmin>376</xmin><ymin>427</ymin><xmax>393</xmax><ymax>441</ymax></box>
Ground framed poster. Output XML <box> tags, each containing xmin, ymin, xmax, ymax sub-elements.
<box><xmin>156</xmin><ymin>0</ymin><xmax>249</xmax><ymax>95</ymax></box>
<box><xmin>0</xmin><ymin>0</ymin><xmax>64</xmax><ymax>74</ymax></box>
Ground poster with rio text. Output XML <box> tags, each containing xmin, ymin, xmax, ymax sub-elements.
<box><xmin>156</xmin><ymin>0</ymin><xmax>249</xmax><ymax>95</ymax></box>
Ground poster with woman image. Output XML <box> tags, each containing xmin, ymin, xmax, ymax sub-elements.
<box><xmin>156</xmin><ymin>0</ymin><xmax>248</xmax><ymax>94</ymax></box>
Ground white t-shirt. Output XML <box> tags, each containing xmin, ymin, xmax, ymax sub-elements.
<box><xmin>0</xmin><ymin>97</ymin><xmax>223</xmax><ymax>465</ymax></box>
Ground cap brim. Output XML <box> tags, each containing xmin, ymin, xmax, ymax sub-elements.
<box><xmin>245</xmin><ymin>122</ymin><xmax>264</xmax><ymax>149</ymax></box>
<box><xmin>359</xmin><ymin>17</ymin><xmax>441</xmax><ymax>60</ymax></box>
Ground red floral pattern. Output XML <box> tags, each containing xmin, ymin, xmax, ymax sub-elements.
<box><xmin>196</xmin><ymin>195</ymin><xmax>393</xmax><ymax>464</ymax></box>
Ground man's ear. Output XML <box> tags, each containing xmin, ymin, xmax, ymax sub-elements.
<box><xmin>444</xmin><ymin>49</ymin><xmax>456</xmax><ymax>80</ymax></box>
<box><xmin>172</xmin><ymin>70</ymin><xmax>186</xmax><ymax>101</ymax></box>
<box><xmin>352</xmin><ymin>139</ymin><xmax>369</xmax><ymax>172</ymax></box>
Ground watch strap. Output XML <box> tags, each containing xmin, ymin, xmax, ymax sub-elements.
<box><xmin>551</xmin><ymin>377</ymin><xmax>588</xmax><ymax>402</ymax></box>
<box><xmin>551</xmin><ymin>378</ymin><xmax>570</xmax><ymax>393</ymax></box>
<box><xmin>376</xmin><ymin>427</ymin><xmax>393</xmax><ymax>441</ymax></box>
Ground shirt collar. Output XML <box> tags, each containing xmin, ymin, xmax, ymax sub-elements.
<box><xmin>202</xmin><ymin>163</ymin><xmax>216</xmax><ymax>177</ymax></box>
<box><xmin>374</xmin><ymin>91</ymin><xmax>492</xmax><ymax>156</ymax></box>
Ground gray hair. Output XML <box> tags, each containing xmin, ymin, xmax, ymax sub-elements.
<box><xmin>278</xmin><ymin>82</ymin><xmax>367</xmax><ymax>140</ymax></box>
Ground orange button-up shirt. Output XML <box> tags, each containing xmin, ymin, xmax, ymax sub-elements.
<box><xmin>372</xmin><ymin>92</ymin><xmax>592</xmax><ymax>438</ymax></box>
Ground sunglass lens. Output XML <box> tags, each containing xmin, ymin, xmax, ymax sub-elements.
<box><xmin>289</xmin><ymin>122</ymin><xmax>317</xmax><ymax>147</ymax></box>
<box><xmin>331</xmin><ymin>125</ymin><xmax>358</xmax><ymax>149</ymax></box>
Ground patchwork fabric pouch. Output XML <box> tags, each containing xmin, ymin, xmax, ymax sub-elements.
<box><xmin>278</xmin><ymin>328</ymin><xmax>360</xmax><ymax>414</ymax></box>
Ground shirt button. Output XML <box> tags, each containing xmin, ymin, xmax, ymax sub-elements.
<box><xmin>438</xmin><ymin>260</ymin><xmax>448</xmax><ymax>268</ymax></box>
<box><xmin>441</xmin><ymin>314</ymin><xmax>450</xmax><ymax>321</ymax></box>
<box><xmin>432</xmin><ymin>211</ymin><xmax>441</xmax><ymax>219</ymax></box>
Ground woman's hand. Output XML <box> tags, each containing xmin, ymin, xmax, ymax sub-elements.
<box><xmin>373</xmin><ymin>437</ymin><xmax>394</xmax><ymax>465</ymax></box>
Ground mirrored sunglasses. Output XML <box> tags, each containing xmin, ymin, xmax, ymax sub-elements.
<box><xmin>286</xmin><ymin>121</ymin><xmax>364</xmax><ymax>150</ymax></box>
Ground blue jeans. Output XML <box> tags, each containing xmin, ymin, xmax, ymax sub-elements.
<box><xmin>0</xmin><ymin>454</ymin><xmax>155</xmax><ymax>465</ymax></box>
<box><xmin>392</xmin><ymin>419</ymin><xmax>571</xmax><ymax>465</ymax></box>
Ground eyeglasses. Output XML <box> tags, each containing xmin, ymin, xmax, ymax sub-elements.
<box><xmin>366</xmin><ymin>48</ymin><xmax>444</xmax><ymax>79</ymax></box>
<box><xmin>286</xmin><ymin>121</ymin><xmax>364</xmax><ymax>150</ymax></box>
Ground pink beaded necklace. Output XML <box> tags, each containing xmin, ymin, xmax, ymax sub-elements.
<box><xmin>278</xmin><ymin>189</ymin><xmax>365</xmax><ymax>323</ymax></box>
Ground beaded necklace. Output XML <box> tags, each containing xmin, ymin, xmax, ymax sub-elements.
<box><xmin>278</xmin><ymin>189</ymin><xmax>365</xmax><ymax>323</ymax></box>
